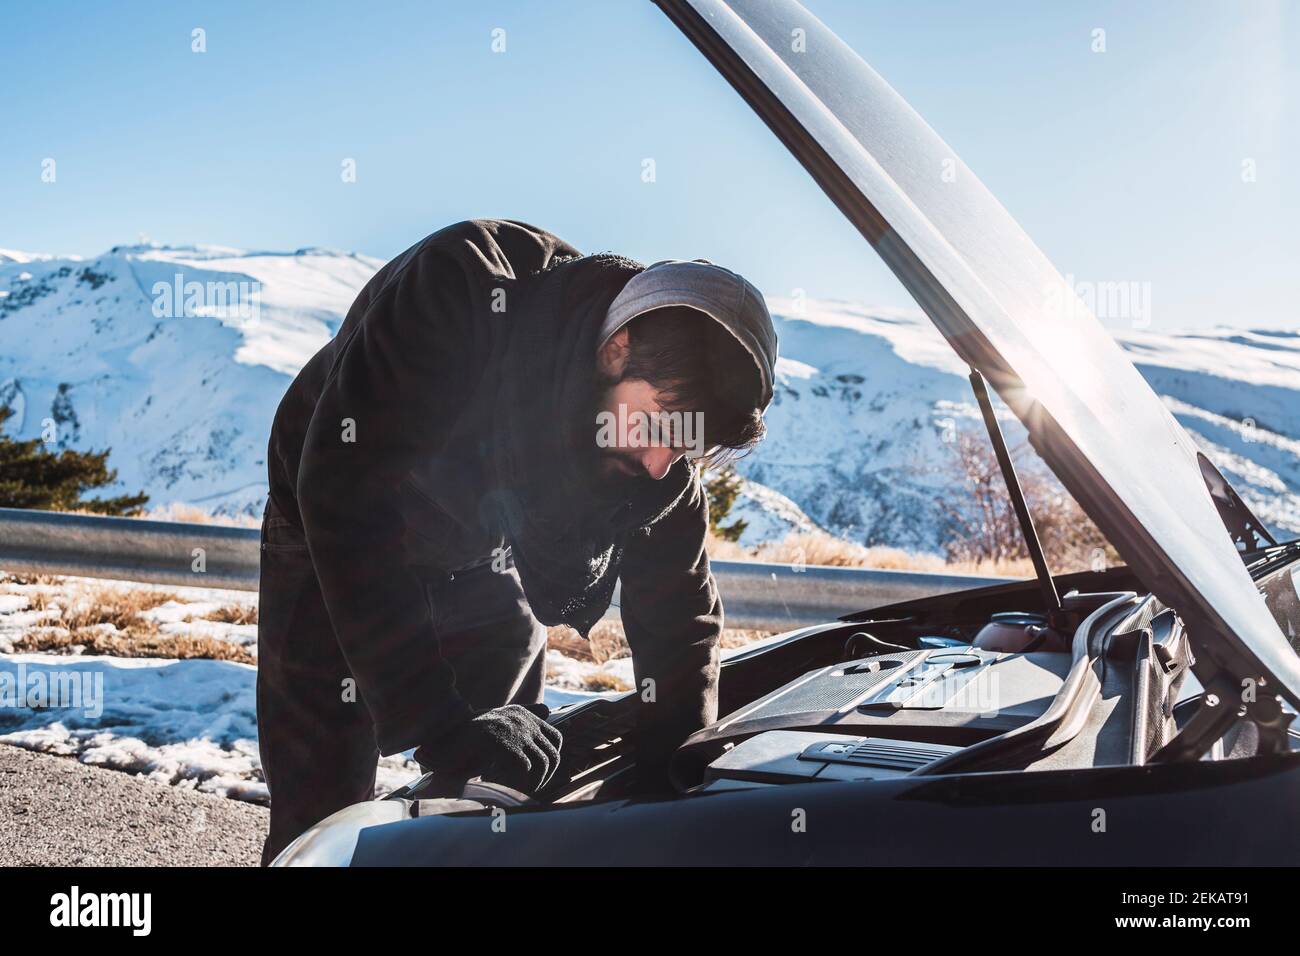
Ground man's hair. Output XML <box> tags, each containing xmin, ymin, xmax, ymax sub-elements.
<box><xmin>617</xmin><ymin>306</ymin><xmax>766</xmax><ymax>464</ymax></box>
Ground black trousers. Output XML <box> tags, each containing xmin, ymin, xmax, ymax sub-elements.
<box><xmin>255</xmin><ymin>501</ymin><xmax>547</xmax><ymax>865</ymax></box>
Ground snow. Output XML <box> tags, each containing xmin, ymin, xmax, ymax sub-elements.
<box><xmin>0</xmin><ymin>244</ymin><xmax>382</xmax><ymax>519</ymax></box>
<box><xmin>0</xmin><ymin>574</ymin><xmax>628</xmax><ymax>802</ymax></box>
<box><xmin>0</xmin><ymin>653</ymin><xmax>265</xmax><ymax>799</ymax></box>
<box><xmin>0</xmin><ymin>249</ymin><xmax>56</xmax><ymax>264</ymax></box>
<box><xmin>736</xmin><ymin>299</ymin><xmax>1300</xmax><ymax>550</ymax></box>
<box><xmin>736</xmin><ymin>301</ymin><xmax>1024</xmax><ymax>549</ymax></box>
<box><xmin>0</xmin><ymin>649</ymin><xmax>615</xmax><ymax>803</ymax></box>
<box><xmin>543</xmin><ymin>648</ymin><xmax>634</xmax><ymax>692</ymax></box>
<box><xmin>0</xmin><ymin>569</ymin><xmax>806</xmax><ymax>807</ymax></box>
<box><xmin>726</xmin><ymin>478</ymin><xmax>819</xmax><ymax>544</ymax></box>
<box><xmin>0</xmin><ymin>615</ymin><xmax>786</xmax><ymax>806</ymax></box>
<box><xmin>141</xmin><ymin>599</ymin><xmax>259</xmax><ymax>649</ymax></box>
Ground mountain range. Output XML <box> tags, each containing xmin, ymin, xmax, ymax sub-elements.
<box><xmin>2</xmin><ymin>243</ymin><xmax>1297</xmax><ymax>553</ymax></box>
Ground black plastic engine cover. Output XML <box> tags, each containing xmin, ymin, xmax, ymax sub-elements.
<box><xmin>674</xmin><ymin>648</ymin><xmax>1071</xmax><ymax>782</ymax></box>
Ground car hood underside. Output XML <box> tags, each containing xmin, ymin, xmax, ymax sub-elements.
<box><xmin>653</xmin><ymin>0</ymin><xmax>1300</xmax><ymax>709</ymax></box>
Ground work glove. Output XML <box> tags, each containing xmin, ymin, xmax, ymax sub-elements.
<box><xmin>414</xmin><ymin>704</ymin><xmax>563</xmax><ymax>795</ymax></box>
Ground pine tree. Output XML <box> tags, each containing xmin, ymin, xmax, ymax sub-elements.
<box><xmin>0</xmin><ymin>407</ymin><xmax>149</xmax><ymax>515</ymax></box>
<box><xmin>703</xmin><ymin>464</ymin><xmax>748</xmax><ymax>542</ymax></box>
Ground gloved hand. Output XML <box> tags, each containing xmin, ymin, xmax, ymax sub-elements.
<box><xmin>415</xmin><ymin>704</ymin><xmax>563</xmax><ymax>794</ymax></box>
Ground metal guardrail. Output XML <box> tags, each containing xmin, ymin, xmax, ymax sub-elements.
<box><xmin>0</xmin><ymin>507</ymin><xmax>1014</xmax><ymax>631</ymax></box>
<box><xmin>0</xmin><ymin>507</ymin><xmax>262</xmax><ymax>592</ymax></box>
<box><xmin>701</xmin><ymin>559</ymin><xmax>1014</xmax><ymax>631</ymax></box>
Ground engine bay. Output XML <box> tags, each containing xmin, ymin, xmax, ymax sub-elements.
<box><xmin>677</xmin><ymin>644</ymin><xmax>1072</xmax><ymax>790</ymax></box>
<box><xmin>524</xmin><ymin>580</ymin><xmax>1156</xmax><ymax>804</ymax></box>
<box><xmin>388</xmin><ymin>558</ymin><xmax>1297</xmax><ymax>815</ymax></box>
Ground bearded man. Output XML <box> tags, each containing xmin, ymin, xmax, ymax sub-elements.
<box><xmin>256</xmin><ymin>219</ymin><xmax>777</xmax><ymax>864</ymax></box>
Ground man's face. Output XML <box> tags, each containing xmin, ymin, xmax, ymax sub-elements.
<box><xmin>594</xmin><ymin>377</ymin><xmax>687</xmax><ymax>483</ymax></box>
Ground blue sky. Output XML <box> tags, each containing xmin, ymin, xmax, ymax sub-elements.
<box><xmin>3</xmin><ymin>0</ymin><xmax>1295</xmax><ymax>330</ymax></box>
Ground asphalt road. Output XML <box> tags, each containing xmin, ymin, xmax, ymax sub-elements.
<box><xmin>0</xmin><ymin>744</ymin><xmax>268</xmax><ymax>866</ymax></box>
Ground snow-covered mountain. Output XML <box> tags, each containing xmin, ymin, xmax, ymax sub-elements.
<box><xmin>747</xmin><ymin>301</ymin><xmax>1300</xmax><ymax>550</ymax></box>
<box><xmin>0</xmin><ymin>244</ymin><xmax>382</xmax><ymax>515</ymax></box>
<box><xmin>2</xmin><ymin>243</ymin><xmax>1297</xmax><ymax>551</ymax></box>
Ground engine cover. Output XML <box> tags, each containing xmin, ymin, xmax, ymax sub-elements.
<box><xmin>675</xmin><ymin>647</ymin><xmax>1071</xmax><ymax>780</ymax></box>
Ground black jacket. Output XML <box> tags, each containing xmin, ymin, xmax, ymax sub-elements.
<box><xmin>266</xmin><ymin>220</ymin><xmax>722</xmax><ymax>763</ymax></box>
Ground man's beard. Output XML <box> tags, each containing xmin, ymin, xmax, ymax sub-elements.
<box><xmin>586</xmin><ymin>375</ymin><xmax>653</xmax><ymax>505</ymax></box>
<box><xmin>595</xmin><ymin>450</ymin><xmax>653</xmax><ymax>499</ymax></box>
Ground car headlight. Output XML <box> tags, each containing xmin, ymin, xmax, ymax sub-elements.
<box><xmin>270</xmin><ymin>800</ymin><xmax>413</xmax><ymax>867</ymax></box>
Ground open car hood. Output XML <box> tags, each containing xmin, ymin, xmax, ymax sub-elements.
<box><xmin>655</xmin><ymin>0</ymin><xmax>1300</xmax><ymax>707</ymax></box>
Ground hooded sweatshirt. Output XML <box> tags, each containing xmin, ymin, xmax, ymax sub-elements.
<box><xmin>266</xmin><ymin>219</ymin><xmax>776</xmax><ymax>770</ymax></box>
<box><xmin>599</xmin><ymin>257</ymin><xmax>777</xmax><ymax>411</ymax></box>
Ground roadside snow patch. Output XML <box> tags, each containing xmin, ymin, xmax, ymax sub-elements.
<box><xmin>0</xmin><ymin>651</ymin><xmax>610</xmax><ymax>802</ymax></box>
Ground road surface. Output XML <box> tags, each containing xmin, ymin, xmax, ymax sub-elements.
<box><xmin>0</xmin><ymin>744</ymin><xmax>267</xmax><ymax>866</ymax></box>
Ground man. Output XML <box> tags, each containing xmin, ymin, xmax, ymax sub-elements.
<box><xmin>256</xmin><ymin>219</ymin><xmax>777</xmax><ymax>863</ymax></box>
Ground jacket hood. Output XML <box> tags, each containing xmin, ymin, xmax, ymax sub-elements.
<box><xmin>599</xmin><ymin>258</ymin><xmax>779</xmax><ymax>412</ymax></box>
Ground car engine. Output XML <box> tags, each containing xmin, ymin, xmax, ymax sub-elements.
<box><xmin>676</xmin><ymin>642</ymin><xmax>1073</xmax><ymax>789</ymax></box>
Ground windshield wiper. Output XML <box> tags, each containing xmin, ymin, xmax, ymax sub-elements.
<box><xmin>967</xmin><ymin>369</ymin><xmax>1064</xmax><ymax>627</ymax></box>
<box><xmin>1245</xmin><ymin>538</ymin><xmax>1300</xmax><ymax>577</ymax></box>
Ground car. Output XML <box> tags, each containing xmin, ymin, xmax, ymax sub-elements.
<box><xmin>272</xmin><ymin>0</ymin><xmax>1300</xmax><ymax>866</ymax></box>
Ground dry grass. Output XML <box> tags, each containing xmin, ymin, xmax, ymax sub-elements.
<box><xmin>706</xmin><ymin>529</ymin><xmax>1035</xmax><ymax>577</ymax></box>
<box><xmin>547</xmin><ymin>618</ymin><xmax>776</xmax><ymax>664</ymax></box>
<box><xmin>19</xmin><ymin>588</ymin><xmax>57</xmax><ymax>613</ymax></box>
<box><xmin>137</xmin><ymin>503</ymin><xmax>261</xmax><ymax>528</ymax></box>
<box><xmin>718</xmin><ymin>627</ymin><xmax>777</xmax><ymax>649</ymax></box>
<box><xmin>0</xmin><ymin>571</ymin><xmax>64</xmax><ymax>587</ymax></box>
<box><xmin>547</xmin><ymin>620</ymin><xmax>629</xmax><ymax>664</ymax></box>
<box><xmin>11</xmin><ymin>626</ymin><xmax>255</xmax><ymax>664</ymax></box>
<box><xmin>543</xmin><ymin>659</ymin><xmax>634</xmax><ymax>693</ymax></box>
<box><xmin>201</xmin><ymin>603</ymin><xmax>259</xmax><ymax>626</ymax></box>
<box><xmin>578</xmin><ymin>672</ymin><xmax>631</xmax><ymax>692</ymax></box>
<box><xmin>52</xmin><ymin>585</ymin><xmax>179</xmax><ymax>633</ymax></box>
<box><xmin>4</xmin><ymin>582</ymin><xmax>256</xmax><ymax>664</ymax></box>
<box><xmin>17</xmin><ymin>503</ymin><xmax>260</xmax><ymax>527</ymax></box>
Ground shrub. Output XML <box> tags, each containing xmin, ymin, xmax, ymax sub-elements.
<box><xmin>0</xmin><ymin>406</ymin><xmax>148</xmax><ymax>515</ymax></box>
